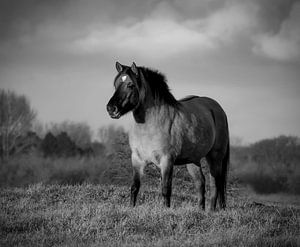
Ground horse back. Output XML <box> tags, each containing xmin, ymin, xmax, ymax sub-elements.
<box><xmin>180</xmin><ymin>95</ymin><xmax>228</xmax><ymax>130</ymax></box>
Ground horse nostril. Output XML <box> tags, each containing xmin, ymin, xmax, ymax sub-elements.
<box><xmin>107</xmin><ymin>104</ymin><xmax>117</xmax><ymax>113</ymax></box>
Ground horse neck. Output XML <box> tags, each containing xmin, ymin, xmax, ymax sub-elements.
<box><xmin>133</xmin><ymin>100</ymin><xmax>177</xmax><ymax>126</ymax></box>
<box><xmin>133</xmin><ymin>71</ymin><xmax>178</xmax><ymax>125</ymax></box>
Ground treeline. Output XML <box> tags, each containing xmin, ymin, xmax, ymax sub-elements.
<box><xmin>231</xmin><ymin>135</ymin><xmax>300</xmax><ymax>194</ymax></box>
<box><xmin>0</xmin><ymin>89</ymin><xmax>107</xmax><ymax>160</ymax></box>
<box><xmin>0</xmin><ymin>125</ymin><xmax>132</xmax><ymax>187</ymax></box>
<box><xmin>12</xmin><ymin>131</ymin><xmax>105</xmax><ymax>158</ymax></box>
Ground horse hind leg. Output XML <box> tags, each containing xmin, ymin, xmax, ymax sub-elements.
<box><xmin>186</xmin><ymin>163</ymin><xmax>205</xmax><ymax>210</ymax></box>
<box><xmin>206</xmin><ymin>153</ymin><xmax>227</xmax><ymax>211</ymax></box>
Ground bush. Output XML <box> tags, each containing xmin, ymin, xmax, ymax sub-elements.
<box><xmin>0</xmin><ymin>154</ymin><xmax>117</xmax><ymax>187</ymax></box>
<box><xmin>287</xmin><ymin>172</ymin><xmax>300</xmax><ymax>195</ymax></box>
<box><xmin>231</xmin><ymin>136</ymin><xmax>300</xmax><ymax>195</ymax></box>
<box><xmin>41</xmin><ymin>132</ymin><xmax>58</xmax><ymax>157</ymax></box>
<box><xmin>0</xmin><ymin>155</ymin><xmax>49</xmax><ymax>187</ymax></box>
<box><xmin>0</xmin><ymin>125</ymin><xmax>133</xmax><ymax>188</ymax></box>
<box><xmin>56</xmin><ymin>132</ymin><xmax>77</xmax><ymax>157</ymax></box>
<box><xmin>240</xmin><ymin>172</ymin><xmax>287</xmax><ymax>194</ymax></box>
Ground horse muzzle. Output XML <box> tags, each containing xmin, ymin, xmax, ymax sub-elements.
<box><xmin>106</xmin><ymin>104</ymin><xmax>122</xmax><ymax>119</ymax></box>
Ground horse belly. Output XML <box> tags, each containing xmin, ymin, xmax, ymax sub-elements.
<box><xmin>174</xmin><ymin>116</ymin><xmax>215</xmax><ymax>164</ymax></box>
<box><xmin>176</xmin><ymin>141</ymin><xmax>208</xmax><ymax>165</ymax></box>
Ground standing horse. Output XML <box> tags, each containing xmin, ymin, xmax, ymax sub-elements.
<box><xmin>107</xmin><ymin>62</ymin><xmax>229</xmax><ymax>211</ymax></box>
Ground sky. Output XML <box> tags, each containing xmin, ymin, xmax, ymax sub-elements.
<box><xmin>0</xmin><ymin>0</ymin><xmax>299</xmax><ymax>144</ymax></box>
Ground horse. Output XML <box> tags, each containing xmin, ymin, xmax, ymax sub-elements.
<box><xmin>106</xmin><ymin>62</ymin><xmax>230</xmax><ymax>211</ymax></box>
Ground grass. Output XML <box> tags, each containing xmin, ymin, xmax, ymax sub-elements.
<box><xmin>1</xmin><ymin>153</ymin><xmax>299</xmax><ymax>246</ymax></box>
<box><xmin>1</xmin><ymin>183</ymin><xmax>299</xmax><ymax>247</ymax></box>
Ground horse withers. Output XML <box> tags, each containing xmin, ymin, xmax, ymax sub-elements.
<box><xmin>107</xmin><ymin>62</ymin><xmax>229</xmax><ymax>211</ymax></box>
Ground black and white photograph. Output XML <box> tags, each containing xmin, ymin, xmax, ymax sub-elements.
<box><xmin>0</xmin><ymin>0</ymin><xmax>299</xmax><ymax>246</ymax></box>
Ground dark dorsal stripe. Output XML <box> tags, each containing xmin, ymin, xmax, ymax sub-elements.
<box><xmin>179</xmin><ymin>95</ymin><xmax>200</xmax><ymax>102</ymax></box>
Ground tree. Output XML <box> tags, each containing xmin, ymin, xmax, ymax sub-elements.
<box><xmin>250</xmin><ymin>135</ymin><xmax>300</xmax><ymax>173</ymax></box>
<box><xmin>12</xmin><ymin>131</ymin><xmax>41</xmax><ymax>155</ymax></box>
<box><xmin>0</xmin><ymin>89</ymin><xmax>36</xmax><ymax>160</ymax></box>
<box><xmin>41</xmin><ymin>132</ymin><xmax>58</xmax><ymax>157</ymax></box>
<box><xmin>56</xmin><ymin>132</ymin><xmax>77</xmax><ymax>157</ymax></box>
<box><xmin>31</xmin><ymin>119</ymin><xmax>46</xmax><ymax>139</ymax></box>
<box><xmin>48</xmin><ymin>121</ymin><xmax>92</xmax><ymax>148</ymax></box>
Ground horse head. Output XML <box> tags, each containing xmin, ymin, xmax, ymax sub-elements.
<box><xmin>107</xmin><ymin>62</ymin><xmax>141</xmax><ymax>119</ymax></box>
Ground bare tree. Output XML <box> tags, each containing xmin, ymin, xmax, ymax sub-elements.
<box><xmin>31</xmin><ymin>119</ymin><xmax>46</xmax><ymax>138</ymax></box>
<box><xmin>0</xmin><ymin>89</ymin><xmax>36</xmax><ymax>160</ymax></box>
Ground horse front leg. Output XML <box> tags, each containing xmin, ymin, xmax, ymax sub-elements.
<box><xmin>160</xmin><ymin>156</ymin><xmax>174</xmax><ymax>207</ymax></box>
<box><xmin>130</xmin><ymin>153</ymin><xmax>144</xmax><ymax>207</ymax></box>
<box><xmin>130</xmin><ymin>167</ymin><xmax>140</xmax><ymax>207</ymax></box>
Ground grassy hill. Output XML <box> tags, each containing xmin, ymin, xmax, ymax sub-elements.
<box><xmin>1</xmin><ymin>183</ymin><xmax>299</xmax><ymax>247</ymax></box>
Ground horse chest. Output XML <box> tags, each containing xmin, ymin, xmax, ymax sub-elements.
<box><xmin>129</xmin><ymin>126</ymin><xmax>173</xmax><ymax>165</ymax></box>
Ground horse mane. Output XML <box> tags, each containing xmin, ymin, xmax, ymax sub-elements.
<box><xmin>140</xmin><ymin>67</ymin><xmax>179</xmax><ymax>107</ymax></box>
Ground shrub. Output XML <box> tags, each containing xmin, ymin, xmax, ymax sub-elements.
<box><xmin>231</xmin><ymin>136</ymin><xmax>300</xmax><ymax>195</ymax></box>
<box><xmin>41</xmin><ymin>132</ymin><xmax>58</xmax><ymax>157</ymax></box>
<box><xmin>240</xmin><ymin>172</ymin><xmax>287</xmax><ymax>194</ymax></box>
<box><xmin>0</xmin><ymin>154</ymin><xmax>115</xmax><ymax>187</ymax></box>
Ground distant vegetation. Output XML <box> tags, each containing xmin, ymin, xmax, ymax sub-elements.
<box><xmin>0</xmin><ymin>89</ymin><xmax>36</xmax><ymax>160</ymax></box>
<box><xmin>1</xmin><ymin>128</ymin><xmax>300</xmax><ymax>196</ymax></box>
<box><xmin>0</xmin><ymin>125</ymin><xmax>130</xmax><ymax>188</ymax></box>
<box><xmin>231</xmin><ymin>135</ymin><xmax>300</xmax><ymax>194</ymax></box>
<box><xmin>0</xmin><ymin>89</ymin><xmax>299</xmax><ymax>196</ymax></box>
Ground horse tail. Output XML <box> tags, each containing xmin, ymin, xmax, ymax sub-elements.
<box><xmin>223</xmin><ymin>138</ymin><xmax>230</xmax><ymax>201</ymax></box>
<box><xmin>221</xmin><ymin>121</ymin><xmax>230</xmax><ymax>208</ymax></box>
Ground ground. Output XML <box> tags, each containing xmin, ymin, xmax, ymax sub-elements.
<box><xmin>1</xmin><ymin>182</ymin><xmax>299</xmax><ymax>247</ymax></box>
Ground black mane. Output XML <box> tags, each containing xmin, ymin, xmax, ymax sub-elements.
<box><xmin>140</xmin><ymin>67</ymin><xmax>179</xmax><ymax>107</ymax></box>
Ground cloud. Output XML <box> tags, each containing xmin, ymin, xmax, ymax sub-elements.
<box><xmin>71</xmin><ymin>19</ymin><xmax>215</xmax><ymax>58</ymax></box>
<box><xmin>0</xmin><ymin>0</ymin><xmax>72</xmax><ymax>41</ymax></box>
<box><xmin>253</xmin><ymin>0</ymin><xmax>298</xmax><ymax>32</ymax></box>
<box><xmin>198</xmin><ymin>1</ymin><xmax>258</xmax><ymax>43</ymax></box>
<box><xmin>253</xmin><ymin>2</ymin><xmax>300</xmax><ymax>62</ymax></box>
<box><xmin>70</xmin><ymin>1</ymin><xmax>258</xmax><ymax>59</ymax></box>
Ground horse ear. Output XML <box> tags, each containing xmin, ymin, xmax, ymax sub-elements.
<box><xmin>131</xmin><ymin>62</ymin><xmax>138</xmax><ymax>76</ymax></box>
<box><xmin>116</xmin><ymin>62</ymin><xmax>123</xmax><ymax>73</ymax></box>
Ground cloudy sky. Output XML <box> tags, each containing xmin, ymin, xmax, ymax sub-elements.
<box><xmin>0</xmin><ymin>0</ymin><xmax>299</xmax><ymax>143</ymax></box>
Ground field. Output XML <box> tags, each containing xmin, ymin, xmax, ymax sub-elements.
<box><xmin>1</xmin><ymin>181</ymin><xmax>300</xmax><ymax>246</ymax></box>
<box><xmin>1</xmin><ymin>135</ymin><xmax>300</xmax><ymax>246</ymax></box>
